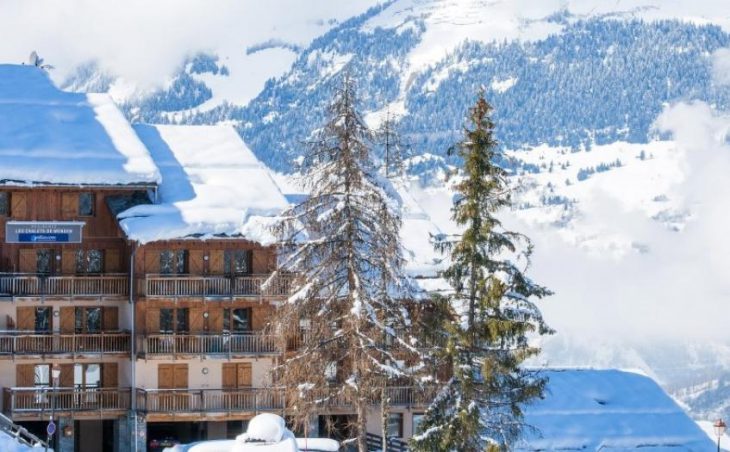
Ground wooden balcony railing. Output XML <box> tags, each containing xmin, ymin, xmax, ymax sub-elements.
<box><xmin>136</xmin><ymin>386</ymin><xmax>435</xmax><ymax>415</ymax></box>
<box><xmin>0</xmin><ymin>331</ymin><xmax>130</xmax><ymax>356</ymax></box>
<box><xmin>136</xmin><ymin>388</ymin><xmax>285</xmax><ymax>414</ymax></box>
<box><xmin>144</xmin><ymin>274</ymin><xmax>292</xmax><ymax>299</ymax></box>
<box><xmin>3</xmin><ymin>387</ymin><xmax>131</xmax><ymax>417</ymax></box>
<box><xmin>0</xmin><ymin>273</ymin><xmax>128</xmax><ymax>298</ymax></box>
<box><xmin>137</xmin><ymin>333</ymin><xmax>279</xmax><ymax>356</ymax></box>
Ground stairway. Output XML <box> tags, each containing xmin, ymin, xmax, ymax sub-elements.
<box><xmin>0</xmin><ymin>412</ymin><xmax>48</xmax><ymax>449</ymax></box>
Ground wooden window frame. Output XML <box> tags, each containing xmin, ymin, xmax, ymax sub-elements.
<box><xmin>387</xmin><ymin>412</ymin><xmax>404</xmax><ymax>438</ymax></box>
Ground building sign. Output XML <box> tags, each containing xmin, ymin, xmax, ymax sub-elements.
<box><xmin>5</xmin><ymin>221</ymin><xmax>85</xmax><ymax>244</ymax></box>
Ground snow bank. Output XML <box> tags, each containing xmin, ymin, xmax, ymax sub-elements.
<box><xmin>0</xmin><ymin>64</ymin><xmax>159</xmax><ymax>186</ymax></box>
<box><xmin>519</xmin><ymin>369</ymin><xmax>715</xmax><ymax>450</ymax></box>
<box><xmin>163</xmin><ymin>413</ymin><xmax>338</xmax><ymax>452</ymax></box>
<box><xmin>120</xmin><ymin>124</ymin><xmax>288</xmax><ymax>244</ymax></box>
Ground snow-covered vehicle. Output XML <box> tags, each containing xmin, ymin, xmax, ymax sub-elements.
<box><xmin>163</xmin><ymin>413</ymin><xmax>338</xmax><ymax>452</ymax></box>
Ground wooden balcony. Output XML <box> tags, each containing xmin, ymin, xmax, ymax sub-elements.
<box><xmin>0</xmin><ymin>273</ymin><xmax>128</xmax><ymax>300</ymax></box>
<box><xmin>0</xmin><ymin>331</ymin><xmax>130</xmax><ymax>357</ymax></box>
<box><xmin>136</xmin><ymin>386</ymin><xmax>435</xmax><ymax>420</ymax></box>
<box><xmin>144</xmin><ymin>274</ymin><xmax>292</xmax><ymax>300</ymax></box>
<box><xmin>136</xmin><ymin>388</ymin><xmax>285</xmax><ymax>418</ymax></box>
<box><xmin>3</xmin><ymin>387</ymin><xmax>131</xmax><ymax>419</ymax></box>
<box><xmin>137</xmin><ymin>333</ymin><xmax>279</xmax><ymax>357</ymax></box>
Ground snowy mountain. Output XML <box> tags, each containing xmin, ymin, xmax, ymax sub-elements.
<box><xmin>56</xmin><ymin>0</ymin><xmax>730</xmax><ymax>423</ymax></box>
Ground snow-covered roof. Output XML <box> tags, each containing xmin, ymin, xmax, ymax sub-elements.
<box><xmin>119</xmin><ymin>124</ymin><xmax>289</xmax><ymax>244</ymax></box>
<box><xmin>519</xmin><ymin>369</ymin><xmax>714</xmax><ymax>450</ymax></box>
<box><xmin>0</xmin><ymin>64</ymin><xmax>159</xmax><ymax>186</ymax></box>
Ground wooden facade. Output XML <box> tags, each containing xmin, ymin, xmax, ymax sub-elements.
<box><xmin>0</xmin><ymin>187</ymin><xmax>140</xmax><ymax>275</ymax></box>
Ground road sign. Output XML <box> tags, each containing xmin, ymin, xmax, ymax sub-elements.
<box><xmin>46</xmin><ymin>420</ymin><xmax>55</xmax><ymax>436</ymax></box>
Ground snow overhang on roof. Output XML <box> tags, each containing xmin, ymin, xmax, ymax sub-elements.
<box><xmin>119</xmin><ymin>124</ymin><xmax>289</xmax><ymax>244</ymax></box>
<box><xmin>0</xmin><ymin>64</ymin><xmax>160</xmax><ymax>186</ymax></box>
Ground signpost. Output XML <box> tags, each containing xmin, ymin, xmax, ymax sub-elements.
<box><xmin>5</xmin><ymin>221</ymin><xmax>84</xmax><ymax>244</ymax></box>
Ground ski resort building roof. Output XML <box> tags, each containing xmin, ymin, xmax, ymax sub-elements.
<box><xmin>518</xmin><ymin>369</ymin><xmax>714</xmax><ymax>450</ymax></box>
<box><xmin>117</xmin><ymin>124</ymin><xmax>289</xmax><ymax>244</ymax></box>
<box><xmin>0</xmin><ymin>64</ymin><xmax>159</xmax><ymax>186</ymax></box>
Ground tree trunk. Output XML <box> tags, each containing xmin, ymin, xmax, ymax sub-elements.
<box><xmin>381</xmin><ymin>387</ymin><xmax>389</xmax><ymax>452</ymax></box>
<box><xmin>356</xmin><ymin>394</ymin><xmax>368</xmax><ymax>452</ymax></box>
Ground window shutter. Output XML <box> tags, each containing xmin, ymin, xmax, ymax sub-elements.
<box><xmin>10</xmin><ymin>192</ymin><xmax>27</xmax><ymax>219</ymax></box>
<box><xmin>144</xmin><ymin>250</ymin><xmax>160</xmax><ymax>274</ymax></box>
<box><xmin>60</xmin><ymin>193</ymin><xmax>77</xmax><ymax>218</ymax></box>
<box><xmin>209</xmin><ymin>250</ymin><xmax>224</xmax><ymax>274</ymax></box>
<box><xmin>15</xmin><ymin>364</ymin><xmax>34</xmax><ymax>387</ymax></box>
<box><xmin>222</xmin><ymin>363</ymin><xmax>236</xmax><ymax>389</ymax></box>
<box><xmin>252</xmin><ymin>251</ymin><xmax>267</xmax><ymax>274</ymax></box>
<box><xmin>59</xmin><ymin>364</ymin><xmax>74</xmax><ymax>388</ymax></box>
<box><xmin>105</xmin><ymin>249</ymin><xmax>121</xmax><ymax>273</ymax></box>
<box><xmin>146</xmin><ymin>308</ymin><xmax>160</xmax><ymax>334</ymax></box>
<box><xmin>174</xmin><ymin>364</ymin><xmax>188</xmax><ymax>389</ymax></box>
<box><xmin>190</xmin><ymin>307</ymin><xmax>204</xmax><ymax>334</ymax></box>
<box><xmin>237</xmin><ymin>363</ymin><xmax>252</xmax><ymax>388</ymax></box>
<box><xmin>60</xmin><ymin>307</ymin><xmax>75</xmax><ymax>333</ymax></box>
<box><xmin>18</xmin><ymin>249</ymin><xmax>36</xmax><ymax>273</ymax></box>
<box><xmin>61</xmin><ymin>249</ymin><xmax>76</xmax><ymax>274</ymax></box>
<box><xmin>16</xmin><ymin>307</ymin><xmax>35</xmax><ymax>331</ymax></box>
<box><xmin>208</xmin><ymin>307</ymin><xmax>224</xmax><ymax>333</ymax></box>
<box><xmin>158</xmin><ymin>364</ymin><xmax>173</xmax><ymax>389</ymax></box>
<box><xmin>103</xmin><ymin>363</ymin><xmax>118</xmax><ymax>388</ymax></box>
<box><xmin>103</xmin><ymin>307</ymin><xmax>118</xmax><ymax>331</ymax></box>
<box><xmin>188</xmin><ymin>250</ymin><xmax>204</xmax><ymax>274</ymax></box>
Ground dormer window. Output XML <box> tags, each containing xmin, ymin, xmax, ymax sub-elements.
<box><xmin>0</xmin><ymin>192</ymin><xmax>8</xmax><ymax>215</ymax></box>
<box><xmin>79</xmin><ymin>192</ymin><xmax>95</xmax><ymax>216</ymax></box>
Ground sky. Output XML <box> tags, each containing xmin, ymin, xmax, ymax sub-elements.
<box><xmin>0</xmin><ymin>0</ymin><xmax>378</xmax><ymax>88</ymax></box>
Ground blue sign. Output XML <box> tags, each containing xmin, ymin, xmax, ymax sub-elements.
<box><xmin>5</xmin><ymin>222</ymin><xmax>84</xmax><ymax>244</ymax></box>
<box><xmin>19</xmin><ymin>233</ymin><xmax>70</xmax><ymax>243</ymax></box>
<box><xmin>47</xmin><ymin>420</ymin><xmax>56</xmax><ymax>436</ymax></box>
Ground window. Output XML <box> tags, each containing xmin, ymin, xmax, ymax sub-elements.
<box><xmin>36</xmin><ymin>249</ymin><xmax>54</xmax><ymax>274</ymax></box>
<box><xmin>160</xmin><ymin>250</ymin><xmax>187</xmax><ymax>274</ymax></box>
<box><xmin>0</xmin><ymin>192</ymin><xmax>8</xmax><ymax>216</ymax></box>
<box><xmin>324</xmin><ymin>362</ymin><xmax>337</xmax><ymax>383</ymax></box>
<box><xmin>160</xmin><ymin>308</ymin><xmax>189</xmax><ymax>333</ymax></box>
<box><xmin>34</xmin><ymin>364</ymin><xmax>50</xmax><ymax>387</ymax></box>
<box><xmin>387</xmin><ymin>413</ymin><xmax>403</xmax><ymax>438</ymax></box>
<box><xmin>412</xmin><ymin>413</ymin><xmax>425</xmax><ymax>436</ymax></box>
<box><xmin>75</xmin><ymin>307</ymin><xmax>101</xmax><ymax>333</ymax></box>
<box><xmin>75</xmin><ymin>249</ymin><xmax>104</xmax><ymax>274</ymax></box>
<box><xmin>224</xmin><ymin>308</ymin><xmax>252</xmax><ymax>332</ymax></box>
<box><xmin>74</xmin><ymin>363</ymin><xmax>100</xmax><ymax>389</ymax></box>
<box><xmin>78</xmin><ymin>192</ymin><xmax>95</xmax><ymax>216</ymax></box>
<box><xmin>224</xmin><ymin>250</ymin><xmax>251</xmax><ymax>275</ymax></box>
<box><xmin>34</xmin><ymin>307</ymin><xmax>52</xmax><ymax>333</ymax></box>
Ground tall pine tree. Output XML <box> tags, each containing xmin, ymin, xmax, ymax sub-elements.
<box><xmin>269</xmin><ymin>74</ymin><xmax>422</xmax><ymax>451</ymax></box>
<box><xmin>411</xmin><ymin>92</ymin><xmax>552</xmax><ymax>451</ymax></box>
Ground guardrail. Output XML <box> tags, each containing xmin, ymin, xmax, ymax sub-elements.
<box><xmin>144</xmin><ymin>274</ymin><xmax>292</xmax><ymax>299</ymax></box>
<box><xmin>0</xmin><ymin>273</ymin><xmax>128</xmax><ymax>298</ymax></box>
<box><xmin>137</xmin><ymin>333</ymin><xmax>279</xmax><ymax>356</ymax></box>
<box><xmin>136</xmin><ymin>388</ymin><xmax>285</xmax><ymax>414</ymax></box>
<box><xmin>3</xmin><ymin>387</ymin><xmax>131</xmax><ymax>416</ymax></box>
<box><xmin>0</xmin><ymin>331</ymin><xmax>130</xmax><ymax>356</ymax></box>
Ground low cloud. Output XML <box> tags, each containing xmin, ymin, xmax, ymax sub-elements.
<box><xmin>0</xmin><ymin>0</ymin><xmax>376</xmax><ymax>88</ymax></box>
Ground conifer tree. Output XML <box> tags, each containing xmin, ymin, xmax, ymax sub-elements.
<box><xmin>270</xmin><ymin>74</ymin><xmax>421</xmax><ymax>452</ymax></box>
<box><xmin>411</xmin><ymin>92</ymin><xmax>552</xmax><ymax>451</ymax></box>
<box><xmin>374</xmin><ymin>108</ymin><xmax>408</xmax><ymax>178</ymax></box>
